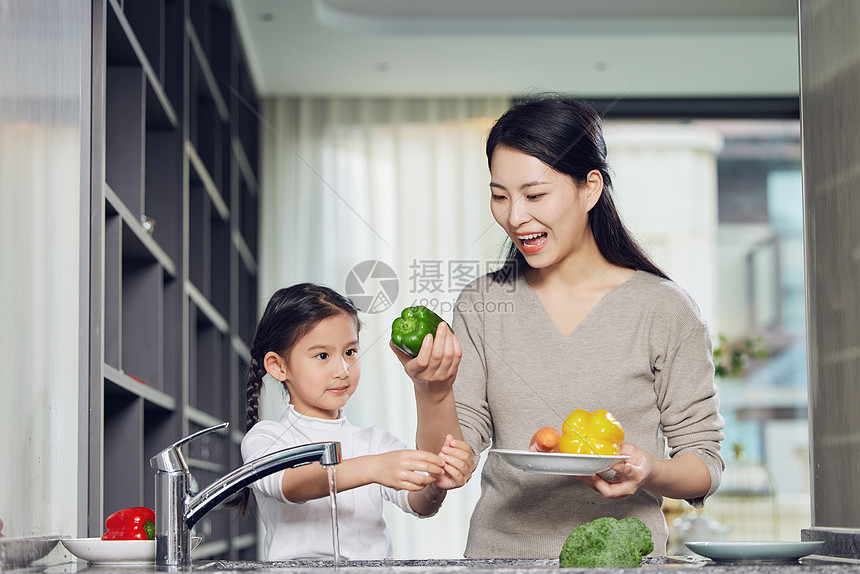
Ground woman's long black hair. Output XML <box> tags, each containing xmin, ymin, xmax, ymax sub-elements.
<box><xmin>229</xmin><ymin>283</ymin><xmax>360</xmax><ymax>516</ymax></box>
<box><xmin>487</xmin><ymin>95</ymin><xmax>669</xmax><ymax>281</ymax></box>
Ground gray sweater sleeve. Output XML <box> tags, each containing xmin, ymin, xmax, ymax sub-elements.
<box><xmin>652</xmin><ymin>316</ymin><xmax>725</xmax><ymax>504</ymax></box>
<box><xmin>451</xmin><ymin>282</ymin><xmax>493</xmax><ymax>461</ymax></box>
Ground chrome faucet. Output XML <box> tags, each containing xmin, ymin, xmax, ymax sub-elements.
<box><xmin>149</xmin><ymin>422</ymin><xmax>341</xmax><ymax>568</ymax></box>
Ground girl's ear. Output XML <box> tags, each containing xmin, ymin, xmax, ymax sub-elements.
<box><xmin>263</xmin><ymin>351</ymin><xmax>289</xmax><ymax>382</ymax></box>
<box><xmin>583</xmin><ymin>169</ymin><xmax>604</xmax><ymax>211</ymax></box>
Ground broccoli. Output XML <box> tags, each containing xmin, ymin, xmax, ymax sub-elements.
<box><xmin>559</xmin><ymin>517</ymin><xmax>654</xmax><ymax>568</ymax></box>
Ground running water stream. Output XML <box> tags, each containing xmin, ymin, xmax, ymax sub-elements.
<box><xmin>327</xmin><ymin>465</ymin><xmax>341</xmax><ymax>569</ymax></box>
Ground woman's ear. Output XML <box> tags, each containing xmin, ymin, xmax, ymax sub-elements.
<box><xmin>263</xmin><ymin>351</ymin><xmax>289</xmax><ymax>382</ymax></box>
<box><xmin>583</xmin><ymin>169</ymin><xmax>604</xmax><ymax>211</ymax></box>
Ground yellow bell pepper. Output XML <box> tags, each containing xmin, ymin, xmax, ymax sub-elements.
<box><xmin>559</xmin><ymin>408</ymin><xmax>625</xmax><ymax>455</ymax></box>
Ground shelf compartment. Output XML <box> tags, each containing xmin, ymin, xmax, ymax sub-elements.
<box><xmin>189</xmin><ymin>43</ymin><xmax>230</xmax><ymax>207</ymax></box>
<box><xmin>189</xmin><ymin>154</ymin><xmax>231</xmax><ymax>315</ymax></box>
<box><xmin>104</xmin><ymin>210</ymin><xmax>122</xmax><ymax>369</ymax></box>
<box><xmin>121</xmin><ymin>224</ymin><xmax>164</xmax><ymax>390</ymax></box>
<box><xmin>237</xmin><ymin>258</ymin><xmax>258</xmax><ymax>347</ymax></box>
<box><xmin>105</xmin><ymin>64</ymin><xmax>145</xmax><ymax>215</ymax></box>
<box><xmin>220</xmin><ymin>120</ymin><xmax>233</xmax><ymax>213</ymax></box>
<box><xmin>188</xmin><ymin>0</ymin><xmax>212</xmax><ymax>69</ymax></box>
<box><xmin>105</xmin><ymin>63</ymin><xmax>180</xmax><ymax>227</ymax></box>
<box><xmin>122</xmin><ymin>0</ymin><xmax>166</xmax><ymax>96</ymax></box>
<box><xmin>106</xmin><ymin>0</ymin><xmax>177</xmax><ymax>128</ymax></box>
<box><xmin>104</xmin><ymin>205</ymin><xmax>176</xmax><ymax>379</ymax></box>
<box><xmin>238</xmin><ymin>173</ymin><xmax>258</xmax><ymax>259</ymax></box>
<box><xmin>233</xmin><ymin>60</ymin><xmax>259</xmax><ymax>178</ymax></box>
<box><xmin>161</xmin><ymin>273</ymin><xmax>182</xmax><ymax>399</ymax></box>
<box><xmin>189</xmin><ymin>180</ymin><xmax>209</xmax><ymax>297</ymax></box>
<box><xmin>103</xmin><ymin>387</ymin><xmax>144</xmax><ymax>517</ymax></box>
<box><xmin>188</xmin><ymin>1</ymin><xmax>231</xmax><ymax>124</ymax></box>
<box><xmin>209</xmin><ymin>3</ymin><xmax>232</xmax><ymax>95</ymax></box>
<box><xmin>188</xmin><ymin>16</ymin><xmax>229</xmax><ymax>120</ymax></box>
<box><xmin>190</xmin><ymin>303</ymin><xmax>230</xmax><ymax>420</ymax></box>
<box><xmin>232</xmin><ymin>231</ymin><xmax>256</xmax><ymax>293</ymax></box>
<box><xmin>232</xmin><ymin>137</ymin><xmax>259</xmax><ymax>194</ymax></box>
<box><xmin>105</xmin><ymin>184</ymin><xmax>176</xmax><ymax>275</ymax></box>
<box><xmin>211</xmin><ymin>215</ymin><xmax>231</xmax><ymax>320</ymax></box>
<box><xmin>142</xmin><ymin>403</ymin><xmax>177</xmax><ymax>508</ymax></box>
<box><xmin>231</xmin><ymin>336</ymin><xmax>251</xmax><ymax>363</ymax></box>
<box><xmin>194</xmin><ymin>97</ymin><xmax>225</xmax><ymax>198</ymax></box>
<box><xmin>104</xmin><ymin>363</ymin><xmax>175</xmax><ymax>411</ymax></box>
<box><xmin>143</xmin><ymin>129</ymin><xmax>183</xmax><ymax>264</ymax></box>
<box><xmin>120</xmin><ymin>0</ymin><xmax>184</xmax><ymax>109</ymax></box>
<box><xmin>187</xmin><ymin>280</ymin><xmax>229</xmax><ymax>334</ymax></box>
<box><xmin>188</xmin><ymin>141</ymin><xmax>229</xmax><ymax>219</ymax></box>
<box><xmin>162</xmin><ymin>0</ymin><xmax>184</xmax><ymax>110</ymax></box>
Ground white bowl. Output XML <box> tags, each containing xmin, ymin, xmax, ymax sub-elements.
<box><xmin>62</xmin><ymin>537</ymin><xmax>201</xmax><ymax>565</ymax></box>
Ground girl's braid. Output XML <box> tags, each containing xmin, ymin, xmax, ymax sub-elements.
<box><xmin>245</xmin><ymin>357</ymin><xmax>268</xmax><ymax>432</ymax></box>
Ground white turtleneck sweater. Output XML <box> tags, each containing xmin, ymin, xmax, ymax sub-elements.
<box><xmin>241</xmin><ymin>404</ymin><xmax>418</xmax><ymax>560</ymax></box>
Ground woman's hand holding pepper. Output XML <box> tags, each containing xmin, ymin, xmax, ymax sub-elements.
<box><xmin>390</xmin><ymin>321</ymin><xmax>462</xmax><ymax>394</ymax></box>
<box><xmin>391</xmin><ymin>322</ymin><xmax>466</xmax><ymax>456</ymax></box>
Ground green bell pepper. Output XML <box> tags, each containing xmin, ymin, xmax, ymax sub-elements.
<box><xmin>391</xmin><ymin>305</ymin><xmax>451</xmax><ymax>357</ymax></box>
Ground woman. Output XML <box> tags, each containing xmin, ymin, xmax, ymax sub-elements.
<box><xmin>392</xmin><ymin>96</ymin><xmax>724</xmax><ymax>558</ymax></box>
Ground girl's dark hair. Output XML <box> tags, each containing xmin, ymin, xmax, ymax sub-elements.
<box><xmin>230</xmin><ymin>282</ymin><xmax>360</xmax><ymax>516</ymax></box>
<box><xmin>487</xmin><ymin>95</ymin><xmax>669</xmax><ymax>281</ymax></box>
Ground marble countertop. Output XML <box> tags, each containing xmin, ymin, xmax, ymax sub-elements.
<box><xmin>10</xmin><ymin>555</ymin><xmax>860</xmax><ymax>574</ymax></box>
<box><xmin>4</xmin><ymin>537</ymin><xmax>860</xmax><ymax>574</ymax></box>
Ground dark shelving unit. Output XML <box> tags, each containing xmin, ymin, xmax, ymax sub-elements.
<box><xmin>90</xmin><ymin>0</ymin><xmax>260</xmax><ymax>559</ymax></box>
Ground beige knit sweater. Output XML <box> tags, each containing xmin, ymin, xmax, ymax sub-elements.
<box><xmin>452</xmin><ymin>270</ymin><xmax>725</xmax><ymax>558</ymax></box>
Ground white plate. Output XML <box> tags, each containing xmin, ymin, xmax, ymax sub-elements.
<box><xmin>61</xmin><ymin>537</ymin><xmax>201</xmax><ymax>565</ymax></box>
<box><xmin>684</xmin><ymin>541</ymin><xmax>825</xmax><ymax>562</ymax></box>
<box><xmin>492</xmin><ymin>449</ymin><xmax>628</xmax><ymax>476</ymax></box>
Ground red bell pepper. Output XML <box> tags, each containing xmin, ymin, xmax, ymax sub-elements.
<box><xmin>101</xmin><ymin>507</ymin><xmax>156</xmax><ymax>540</ymax></box>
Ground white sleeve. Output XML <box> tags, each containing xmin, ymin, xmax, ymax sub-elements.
<box><xmin>368</xmin><ymin>426</ymin><xmax>425</xmax><ymax>517</ymax></box>
<box><xmin>240</xmin><ymin>422</ymin><xmax>291</xmax><ymax>504</ymax></box>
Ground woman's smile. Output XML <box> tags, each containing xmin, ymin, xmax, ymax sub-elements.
<box><xmin>516</xmin><ymin>232</ymin><xmax>548</xmax><ymax>253</ymax></box>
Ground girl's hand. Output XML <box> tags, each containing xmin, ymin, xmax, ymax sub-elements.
<box><xmin>390</xmin><ymin>322</ymin><xmax>462</xmax><ymax>394</ymax></box>
<box><xmin>576</xmin><ymin>443</ymin><xmax>654</xmax><ymax>500</ymax></box>
<box><xmin>433</xmin><ymin>434</ymin><xmax>475</xmax><ymax>490</ymax></box>
<box><xmin>374</xmin><ymin>450</ymin><xmax>444</xmax><ymax>491</ymax></box>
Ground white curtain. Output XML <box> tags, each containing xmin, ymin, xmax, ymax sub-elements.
<box><xmin>0</xmin><ymin>1</ymin><xmax>85</xmax><ymax>538</ymax></box>
<box><xmin>259</xmin><ymin>96</ymin><xmax>510</xmax><ymax>558</ymax></box>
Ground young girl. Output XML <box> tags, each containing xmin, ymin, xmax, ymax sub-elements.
<box><xmin>236</xmin><ymin>283</ymin><xmax>473</xmax><ymax>560</ymax></box>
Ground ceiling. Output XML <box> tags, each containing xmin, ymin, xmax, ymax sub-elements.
<box><xmin>230</xmin><ymin>0</ymin><xmax>800</xmax><ymax>99</ymax></box>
